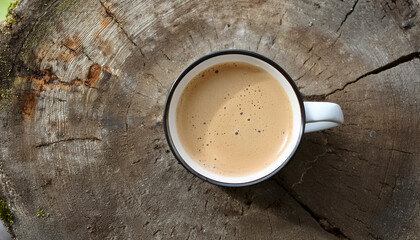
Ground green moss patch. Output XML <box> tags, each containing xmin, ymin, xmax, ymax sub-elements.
<box><xmin>35</xmin><ymin>207</ymin><xmax>50</xmax><ymax>218</ymax></box>
<box><xmin>4</xmin><ymin>0</ymin><xmax>20</xmax><ymax>28</ymax></box>
<box><xmin>7</xmin><ymin>0</ymin><xmax>19</xmax><ymax>16</ymax></box>
<box><xmin>0</xmin><ymin>199</ymin><xmax>13</xmax><ymax>225</ymax></box>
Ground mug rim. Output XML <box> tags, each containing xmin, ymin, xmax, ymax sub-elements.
<box><xmin>163</xmin><ymin>49</ymin><xmax>306</xmax><ymax>187</ymax></box>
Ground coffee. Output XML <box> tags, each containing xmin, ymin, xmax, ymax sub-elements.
<box><xmin>176</xmin><ymin>62</ymin><xmax>293</xmax><ymax>177</ymax></box>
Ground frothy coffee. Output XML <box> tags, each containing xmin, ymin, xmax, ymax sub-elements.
<box><xmin>176</xmin><ymin>62</ymin><xmax>293</xmax><ymax>177</ymax></box>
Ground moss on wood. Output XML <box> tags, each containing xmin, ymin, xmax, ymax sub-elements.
<box><xmin>35</xmin><ymin>207</ymin><xmax>50</xmax><ymax>218</ymax></box>
<box><xmin>0</xmin><ymin>199</ymin><xmax>13</xmax><ymax>225</ymax></box>
<box><xmin>4</xmin><ymin>0</ymin><xmax>19</xmax><ymax>28</ymax></box>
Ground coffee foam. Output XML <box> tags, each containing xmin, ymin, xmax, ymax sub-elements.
<box><xmin>176</xmin><ymin>62</ymin><xmax>293</xmax><ymax>177</ymax></box>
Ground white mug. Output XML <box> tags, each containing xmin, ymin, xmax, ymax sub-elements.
<box><xmin>164</xmin><ymin>50</ymin><xmax>344</xmax><ymax>186</ymax></box>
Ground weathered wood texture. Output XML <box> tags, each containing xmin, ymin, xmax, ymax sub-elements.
<box><xmin>0</xmin><ymin>0</ymin><xmax>419</xmax><ymax>239</ymax></box>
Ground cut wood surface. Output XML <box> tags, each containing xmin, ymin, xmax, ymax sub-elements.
<box><xmin>0</xmin><ymin>0</ymin><xmax>419</xmax><ymax>239</ymax></box>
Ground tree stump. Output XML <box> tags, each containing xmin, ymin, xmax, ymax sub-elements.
<box><xmin>0</xmin><ymin>0</ymin><xmax>419</xmax><ymax>239</ymax></box>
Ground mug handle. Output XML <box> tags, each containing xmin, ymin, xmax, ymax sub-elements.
<box><xmin>303</xmin><ymin>102</ymin><xmax>344</xmax><ymax>133</ymax></box>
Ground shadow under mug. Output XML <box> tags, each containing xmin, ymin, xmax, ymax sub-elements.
<box><xmin>164</xmin><ymin>50</ymin><xmax>344</xmax><ymax>187</ymax></box>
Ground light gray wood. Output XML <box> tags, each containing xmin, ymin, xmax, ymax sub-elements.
<box><xmin>0</xmin><ymin>0</ymin><xmax>418</xmax><ymax>239</ymax></box>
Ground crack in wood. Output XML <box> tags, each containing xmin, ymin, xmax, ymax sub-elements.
<box><xmin>188</xmin><ymin>32</ymin><xmax>195</xmax><ymax>45</ymax></box>
<box><xmin>295</xmin><ymin>71</ymin><xmax>307</xmax><ymax>81</ymax></box>
<box><xmin>336</xmin><ymin>0</ymin><xmax>359</xmax><ymax>32</ymax></box>
<box><xmin>256</xmin><ymin>22</ymin><xmax>268</xmax><ymax>52</ymax></box>
<box><xmin>307</xmin><ymin>45</ymin><xmax>314</xmax><ymax>53</ymax></box>
<box><xmin>139</xmin><ymin>48</ymin><xmax>145</xmax><ymax>57</ymax></box>
<box><xmin>152</xmin><ymin>229</ymin><xmax>161</xmax><ymax>236</ymax></box>
<box><xmin>204</xmin><ymin>200</ymin><xmax>208</xmax><ymax>211</ymax></box>
<box><xmin>279</xmin><ymin>10</ymin><xmax>287</xmax><ymax>26</ymax></box>
<box><xmin>272</xmin><ymin>178</ymin><xmax>351</xmax><ymax>239</ymax></box>
<box><xmin>163</xmin><ymin>53</ymin><xmax>172</xmax><ymax>61</ymax></box>
<box><xmin>61</xmin><ymin>40</ymin><xmax>94</xmax><ymax>62</ymax></box>
<box><xmin>301</xmin><ymin>57</ymin><xmax>311</xmax><ymax>68</ymax></box>
<box><xmin>125</xmin><ymin>98</ymin><xmax>134</xmax><ymax>132</ymax></box>
<box><xmin>320</xmin><ymin>51</ymin><xmax>420</xmax><ymax>98</ymax></box>
<box><xmin>35</xmin><ymin>137</ymin><xmax>101</xmax><ymax>148</ymax></box>
<box><xmin>269</xmin><ymin>33</ymin><xmax>278</xmax><ymax>49</ymax></box>
<box><xmin>316</xmin><ymin>68</ymin><xmax>325</xmax><ymax>76</ymax></box>
<box><xmin>331</xmin><ymin>145</ymin><xmax>359</xmax><ymax>155</ymax></box>
<box><xmin>131</xmin><ymin>158</ymin><xmax>142</xmax><ymax>165</ymax></box>
<box><xmin>185</xmin><ymin>228</ymin><xmax>194</xmax><ymax>240</ymax></box>
<box><xmin>146</xmin><ymin>73</ymin><xmax>164</xmax><ymax>87</ymax></box>
<box><xmin>389</xmin><ymin>148</ymin><xmax>414</xmax><ymax>155</ymax></box>
<box><xmin>135</xmin><ymin>91</ymin><xmax>157</xmax><ymax>100</ymax></box>
<box><xmin>256</xmin><ymin>34</ymin><xmax>263</xmax><ymax>52</ymax></box>
<box><xmin>345</xmin><ymin>212</ymin><xmax>368</xmax><ymax>226</ymax></box>
<box><xmin>291</xmin><ymin>151</ymin><xmax>326</xmax><ymax>189</ymax></box>
<box><xmin>98</xmin><ymin>0</ymin><xmax>138</xmax><ymax>47</ymax></box>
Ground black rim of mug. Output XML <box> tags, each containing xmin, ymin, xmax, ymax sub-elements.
<box><xmin>163</xmin><ymin>49</ymin><xmax>306</xmax><ymax>187</ymax></box>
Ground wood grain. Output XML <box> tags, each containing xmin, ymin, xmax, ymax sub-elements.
<box><xmin>0</xmin><ymin>0</ymin><xmax>418</xmax><ymax>239</ymax></box>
